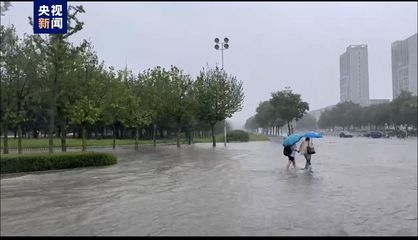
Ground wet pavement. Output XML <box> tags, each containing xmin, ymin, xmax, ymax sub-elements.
<box><xmin>1</xmin><ymin>137</ymin><xmax>417</xmax><ymax>236</ymax></box>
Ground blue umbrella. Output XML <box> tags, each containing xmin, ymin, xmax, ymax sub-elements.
<box><xmin>283</xmin><ymin>134</ymin><xmax>303</xmax><ymax>147</ymax></box>
<box><xmin>303</xmin><ymin>131</ymin><xmax>323</xmax><ymax>138</ymax></box>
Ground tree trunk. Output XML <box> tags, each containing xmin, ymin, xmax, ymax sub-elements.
<box><xmin>287</xmin><ymin>121</ymin><xmax>291</xmax><ymax>136</ymax></box>
<box><xmin>3</xmin><ymin>124</ymin><xmax>8</xmax><ymax>154</ymax></box>
<box><xmin>188</xmin><ymin>128</ymin><xmax>192</xmax><ymax>145</ymax></box>
<box><xmin>48</xmin><ymin>108</ymin><xmax>54</xmax><ymax>153</ymax></box>
<box><xmin>113</xmin><ymin>124</ymin><xmax>116</xmax><ymax>150</ymax></box>
<box><xmin>211</xmin><ymin>124</ymin><xmax>216</xmax><ymax>147</ymax></box>
<box><xmin>153</xmin><ymin>123</ymin><xmax>157</xmax><ymax>147</ymax></box>
<box><xmin>82</xmin><ymin>124</ymin><xmax>87</xmax><ymax>152</ymax></box>
<box><xmin>48</xmin><ymin>71</ymin><xmax>58</xmax><ymax>154</ymax></box>
<box><xmin>61</xmin><ymin>120</ymin><xmax>67</xmax><ymax>152</ymax></box>
<box><xmin>176</xmin><ymin>127</ymin><xmax>181</xmax><ymax>148</ymax></box>
<box><xmin>135</xmin><ymin>127</ymin><xmax>139</xmax><ymax>150</ymax></box>
<box><xmin>17</xmin><ymin>124</ymin><xmax>22</xmax><ymax>154</ymax></box>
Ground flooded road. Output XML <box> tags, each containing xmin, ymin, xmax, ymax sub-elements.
<box><xmin>1</xmin><ymin>137</ymin><xmax>417</xmax><ymax>236</ymax></box>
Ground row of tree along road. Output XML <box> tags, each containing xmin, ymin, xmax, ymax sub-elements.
<box><xmin>317</xmin><ymin>91</ymin><xmax>417</xmax><ymax>137</ymax></box>
<box><xmin>0</xmin><ymin>3</ymin><xmax>245</xmax><ymax>154</ymax></box>
<box><xmin>244</xmin><ymin>89</ymin><xmax>417</xmax><ymax>138</ymax></box>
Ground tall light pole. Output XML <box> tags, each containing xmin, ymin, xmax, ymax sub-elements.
<box><xmin>214</xmin><ymin>37</ymin><xmax>229</xmax><ymax>147</ymax></box>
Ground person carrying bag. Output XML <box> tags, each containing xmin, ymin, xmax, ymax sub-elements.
<box><xmin>299</xmin><ymin>137</ymin><xmax>315</xmax><ymax>170</ymax></box>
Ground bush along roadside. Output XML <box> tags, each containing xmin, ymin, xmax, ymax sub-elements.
<box><xmin>0</xmin><ymin>152</ymin><xmax>117</xmax><ymax>174</ymax></box>
<box><xmin>225</xmin><ymin>130</ymin><xmax>250</xmax><ymax>142</ymax></box>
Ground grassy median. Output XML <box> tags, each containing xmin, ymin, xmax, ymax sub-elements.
<box><xmin>0</xmin><ymin>133</ymin><xmax>269</xmax><ymax>150</ymax></box>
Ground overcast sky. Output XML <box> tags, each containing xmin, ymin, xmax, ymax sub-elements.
<box><xmin>2</xmin><ymin>1</ymin><xmax>417</xmax><ymax>129</ymax></box>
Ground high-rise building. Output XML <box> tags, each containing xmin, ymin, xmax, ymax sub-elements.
<box><xmin>340</xmin><ymin>44</ymin><xmax>370</xmax><ymax>106</ymax></box>
<box><xmin>391</xmin><ymin>33</ymin><xmax>417</xmax><ymax>99</ymax></box>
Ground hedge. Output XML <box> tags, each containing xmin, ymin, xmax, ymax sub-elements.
<box><xmin>226</xmin><ymin>130</ymin><xmax>250</xmax><ymax>142</ymax></box>
<box><xmin>1</xmin><ymin>152</ymin><xmax>117</xmax><ymax>174</ymax></box>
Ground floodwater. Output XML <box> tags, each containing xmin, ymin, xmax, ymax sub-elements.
<box><xmin>1</xmin><ymin>137</ymin><xmax>417</xmax><ymax>236</ymax></box>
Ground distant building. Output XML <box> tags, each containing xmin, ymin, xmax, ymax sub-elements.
<box><xmin>368</xmin><ymin>99</ymin><xmax>390</xmax><ymax>105</ymax></box>
<box><xmin>391</xmin><ymin>33</ymin><xmax>417</xmax><ymax>99</ymax></box>
<box><xmin>340</xmin><ymin>44</ymin><xmax>370</xmax><ymax>107</ymax></box>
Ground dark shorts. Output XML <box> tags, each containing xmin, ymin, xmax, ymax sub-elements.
<box><xmin>288</xmin><ymin>156</ymin><xmax>295</xmax><ymax>161</ymax></box>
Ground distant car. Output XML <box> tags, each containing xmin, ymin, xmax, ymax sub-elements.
<box><xmin>339</xmin><ymin>132</ymin><xmax>353</xmax><ymax>138</ymax></box>
<box><xmin>370</xmin><ymin>131</ymin><xmax>383</xmax><ymax>138</ymax></box>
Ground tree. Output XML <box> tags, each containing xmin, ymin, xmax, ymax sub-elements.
<box><xmin>1</xmin><ymin>25</ymin><xmax>20</xmax><ymax>154</ymax></box>
<box><xmin>391</xmin><ymin>91</ymin><xmax>417</xmax><ymax>136</ymax></box>
<box><xmin>0</xmin><ymin>25</ymin><xmax>43</xmax><ymax>154</ymax></box>
<box><xmin>255</xmin><ymin>101</ymin><xmax>275</xmax><ymax>134</ymax></box>
<box><xmin>68</xmin><ymin>96</ymin><xmax>101</xmax><ymax>151</ymax></box>
<box><xmin>295</xmin><ymin>113</ymin><xmax>317</xmax><ymax>131</ymax></box>
<box><xmin>137</xmin><ymin>66</ymin><xmax>171</xmax><ymax>147</ymax></box>
<box><xmin>28</xmin><ymin>5</ymin><xmax>85</xmax><ymax>153</ymax></box>
<box><xmin>124</xmin><ymin>80</ymin><xmax>152</xmax><ymax>150</ymax></box>
<box><xmin>56</xmin><ymin>41</ymin><xmax>87</xmax><ymax>151</ymax></box>
<box><xmin>244</xmin><ymin>116</ymin><xmax>259</xmax><ymax>132</ymax></box>
<box><xmin>317</xmin><ymin>109</ymin><xmax>331</xmax><ymax>130</ymax></box>
<box><xmin>15</xmin><ymin>35</ymin><xmax>45</xmax><ymax>153</ymax></box>
<box><xmin>0</xmin><ymin>1</ymin><xmax>12</xmax><ymax>16</ymax></box>
<box><xmin>195</xmin><ymin>66</ymin><xmax>244</xmax><ymax>147</ymax></box>
<box><xmin>270</xmin><ymin>88</ymin><xmax>309</xmax><ymax>135</ymax></box>
<box><xmin>165</xmin><ymin>66</ymin><xmax>196</xmax><ymax>148</ymax></box>
<box><xmin>101</xmin><ymin>68</ymin><xmax>130</xmax><ymax>150</ymax></box>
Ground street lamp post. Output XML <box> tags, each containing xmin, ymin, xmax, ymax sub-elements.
<box><xmin>214</xmin><ymin>37</ymin><xmax>230</xmax><ymax>147</ymax></box>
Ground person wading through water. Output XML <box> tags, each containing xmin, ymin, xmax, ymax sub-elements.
<box><xmin>299</xmin><ymin>137</ymin><xmax>314</xmax><ymax>171</ymax></box>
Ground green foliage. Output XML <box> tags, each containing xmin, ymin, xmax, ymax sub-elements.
<box><xmin>2</xmin><ymin>5</ymin><xmax>248</xmax><ymax>153</ymax></box>
<box><xmin>0</xmin><ymin>152</ymin><xmax>117</xmax><ymax>174</ymax></box>
<box><xmin>195</xmin><ymin>66</ymin><xmax>244</xmax><ymax>125</ymax></box>
<box><xmin>255</xmin><ymin>101</ymin><xmax>275</xmax><ymax>128</ymax></box>
<box><xmin>318</xmin><ymin>91</ymin><xmax>418</xmax><ymax>130</ymax></box>
<box><xmin>225</xmin><ymin>129</ymin><xmax>249</xmax><ymax>142</ymax></box>
<box><xmin>250</xmin><ymin>88</ymin><xmax>309</xmax><ymax>135</ymax></box>
<box><xmin>270</xmin><ymin>89</ymin><xmax>309</xmax><ymax>125</ymax></box>
<box><xmin>195</xmin><ymin>66</ymin><xmax>244</xmax><ymax>146</ymax></box>
<box><xmin>164</xmin><ymin>66</ymin><xmax>197</xmax><ymax>147</ymax></box>
<box><xmin>69</xmin><ymin>96</ymin><xmax>101</xmax><ymax>126</ymax></box>
<box><xmin>244</xmin><ymin>116</ymin><xmax>259</xmax><ymax>132</ymax></box>
<box><xmin>295</xmin><ymin>113</ymin><xmax>317</xmax><ymax>130</ymax></box>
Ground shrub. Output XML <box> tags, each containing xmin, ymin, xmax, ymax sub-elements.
<box><xmin>226</xmin><ymin>130</ymin><xmax>250</xmax><ymax>142</ymax></box>
<box><xmin>1</xmin><ymin>152</ymin><xmax>117</xmax><ymax>174</ymax></box>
